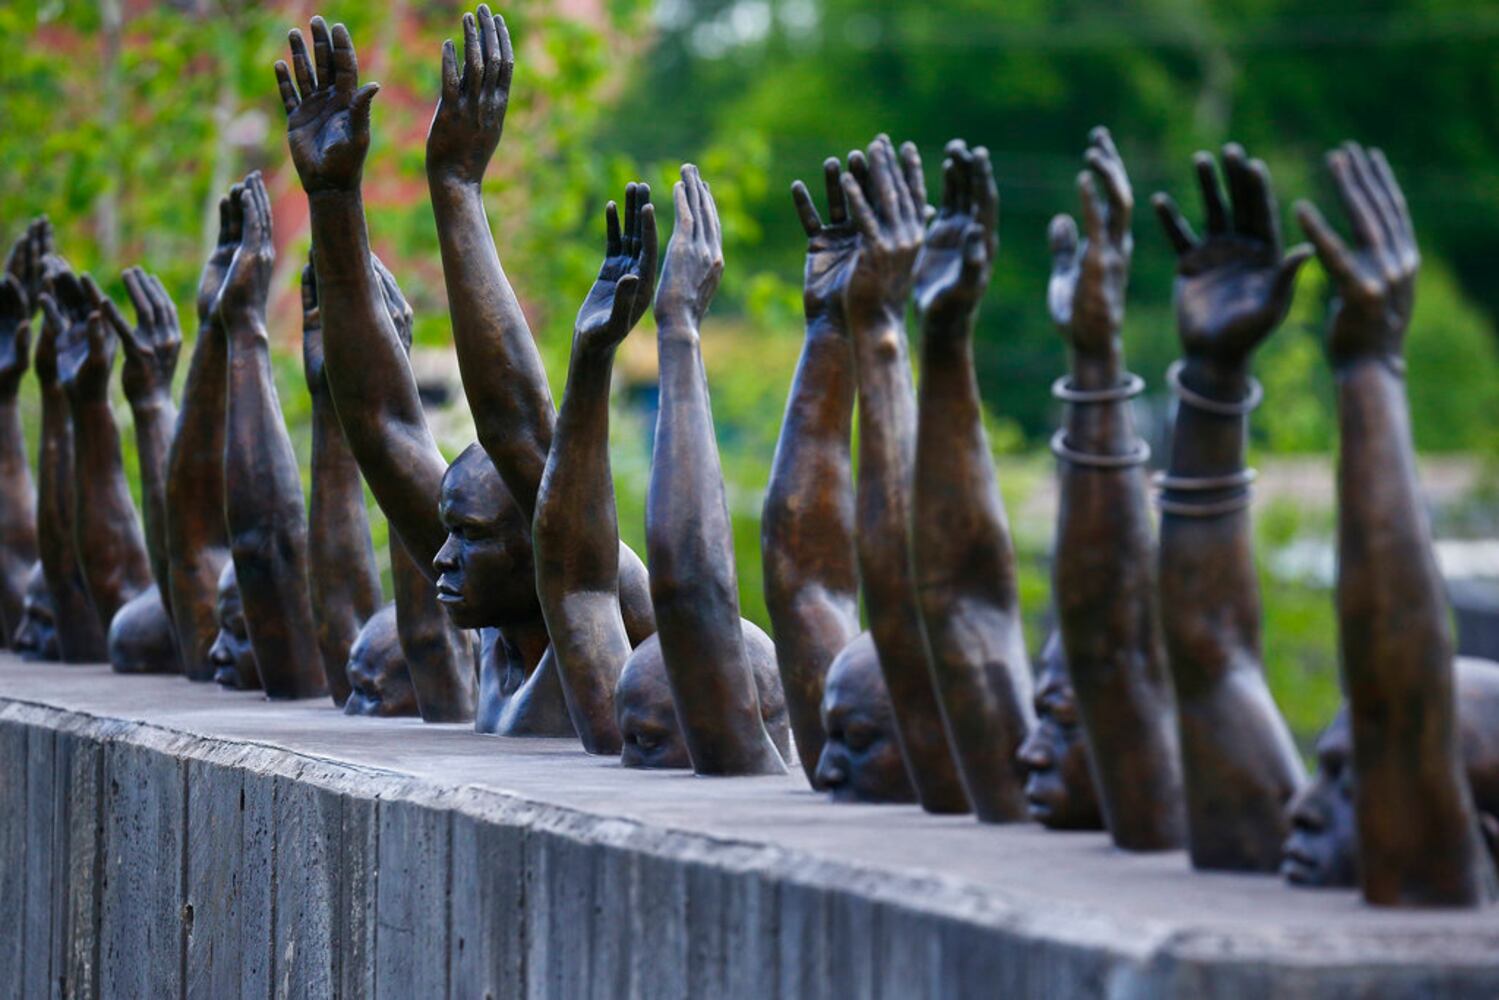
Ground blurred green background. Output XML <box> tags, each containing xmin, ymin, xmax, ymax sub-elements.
<box><xmin>6</xmin><ymin>0</ymin><xmax>1499</xmax><ymax>749</ymax></box>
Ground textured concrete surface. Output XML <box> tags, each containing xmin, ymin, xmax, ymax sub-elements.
<box><xmin>1</xmin><ymin>654</ymin><xmax>1497</xmax><ymax>999</ymax></box>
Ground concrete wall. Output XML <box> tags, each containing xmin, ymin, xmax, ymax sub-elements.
<box><xmin>2</xmin><ymin>662</ymin><xmax>1498</xmax><ymax>999</ymax></box>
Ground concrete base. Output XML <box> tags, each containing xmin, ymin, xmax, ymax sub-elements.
<box><xmin>1</xmin><ymin>655</ymin><xmax>1496</xmax><ymax>999</ymax></box>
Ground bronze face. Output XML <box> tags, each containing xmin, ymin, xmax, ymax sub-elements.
<box><xmin>106</xmin><ymin>587</ymin><xmax>178</xmax><ymax>676</ymax></box>
<box><xmin>208</xmin><ymin>562</ymin><xmax>260</xmax><ymax>691</ymax></box>
<box><xmin>1281</xmin><ymin>710</ymin><xmax>1359</xmax><ymax>888</ymax></box>
<box><xmin>616</xmin><ymin>622</ymin><xmax>789</xmax><ymax>770</ymax></box>
<box><xmin>343</xmin><ymin>603</ymin><xmax>418</xmax><ymax>717</ymax></box>
<box><xmin>814</xmin><ymin>632</ymin><xmax>915</xmax><ymax>804</ymax></box>
<box><xmin>13</xmin><ymin>563</ymin><xmax>58</xmax><ymax>661</ymax></box>
<box><xmin>1016</xmin><ymin>632</ymin><xmax>1103</xmax><ymax>830</ymax></box>
<box><xmin>434</xmin><ymin>445</ymin><xmax>538</xmax><ymax>631</ymax></box>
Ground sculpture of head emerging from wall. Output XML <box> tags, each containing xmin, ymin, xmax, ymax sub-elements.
<box><xmin>343</xmin><ymin>602</ymin><xmax>418</xmax><ymax>717</ymax></box>
<box><xmin>208</xmin><ymin>561</ymin><xmax>260</xmax><ymax>690</ymax></box>
<box><xmin>107</xmin><ymin>587</ymin><xmax>178</xmax><ymax>675</ymax></box>
<box><xmin>1282</xmin><ymin>657</ymin><xmax>1499</xmax><ymax>887</ymax></box>
<box><xmin>12</xmin><ymin>563</ymin><xmax>59</xmax><ymax>661</ymax></box>
<box><xmin>615</xmin><ymin>620</ymin><xmax>789</xmax><ymax>769</ymax></box>
<box><xmin>812</xmin><ymin>631</ymin><xmax>915</xmax><ymax>803</ymax></box>
<box><xmin>1016</xmin><ymin>631</ymin><xmax>1104</xmax><ymax>830</ymax></box>
<box><xmin>433</xmin><ymin>444</ymin><xmax>540</xmax><ymax>630</ymax></box>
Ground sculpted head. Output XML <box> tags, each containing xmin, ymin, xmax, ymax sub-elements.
<box><xmin>12</xmin><ymin>563</ymin><xmax>59</xmax><ymax>661</ymax></box>
<box><xmin>433</xmin><ymin>444</ymin><xmax>539</xmax><ymax>629</ymax></box>
<box><xmin>343</xmin><ymin>603</ymin><xmax>418</xmax><ymax>717</ymax></box>
<box><xmin>208</xmin><ymin>562</ymin><xmax>260</xmax><ymax>690</ymax></box>
<box><xmin>813</xmin><ymin>631</ymin><xmax>915</xmax><ymax>803</ymax></box>
<box><xmin>615</xmin><ymin>621</ymin><xmax>790</xmax><ymax>769</ymax></box>
<box><xmin>1016</xmin><ymin>631</ymin><xmax>1103</xmax><ymax>829</ymax></box>
<box><xmin>107</xmin><ymin>587</ymin><xmax>178</xmax><ymax>675</ymax></box>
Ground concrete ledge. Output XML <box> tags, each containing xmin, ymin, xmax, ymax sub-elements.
<box><xmin>1</xmin><ymin>655</ymin><xmax>1496</xmax><ymax>999</ymax></box>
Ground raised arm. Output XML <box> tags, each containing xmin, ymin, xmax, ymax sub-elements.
<box><xmin>426</xmin><ymin>5</ymin><xmax>550</xmax><ymax>521</ymax></box>
<box><xmin>840</xmin><ymin>135</ymin><xmax>968</xmax><ymax>814</ymax></box>
<box><xmin>1048</xmin><ymin>128</ymin><xmax>1182</xmax><ymax>850</ymax></box>
<box><xmin>761</xmin><ymin>158</ymin><xmax>862</xmax><ymax>787</ymax></box>
<box><xmin>34</xmin><ymin>268</ymin><xmax>107</xmax><ymax>661</ymax></box>
<box><xmin>93</xmin><ymin>268</ymin><xmax>181</xmax><ymax>599</ymax></box>
<box><xmin>533</xmin><ymin>183</ymin><xmax>656</xmax><ymax>754</ymax></box>
<box><xmin>164</xmin><ymin>191</ymin><xmax>236</xmax><ymax>679</ymax></box>
<box><xmin>277</xmin><ymin>16</ymin><xmax>448</xmax><ymax>569</ymax></box>
<box><xmin>51</xmin><ymin>278</ymin><xmax>153</xmax><ymax>627</ymax></box>
<box><xmin>302</xmin><ymin>252</ymin><xmax>382</xmax><ymax>698</ymax></box>
<box><xmin>911</xmin><ymin>141</ymin><xmax>1034</xmax><ymax>822</ymax></box>
<box><xmin>0</xmin><ymin>271</ymin><xmax>38</xmax><ymax>643</ymax></box>
<box><xmin>215</xmin><ymin>173</ymin><xmax>327</xmax><ymax>701</ymax></box>
<box><xmin>1297</xmin><ymin>142</ymin><xmax>1497</xmax><ymax>906</ymax></box>
<box><xmin>1150</xmin><ymin>145</ymin><xmax>1308</xmax><ymax>870</ymax></box>
<box><xmin>646</xmin><ymin>166</ymin><xmax>784</xmax><ymax>776</ymax></box>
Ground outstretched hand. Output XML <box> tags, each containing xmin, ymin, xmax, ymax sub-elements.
<box><xmin>1048</xmin><ymin>127</ymin><xmax>1133</xmax><ymax>357</ymax></box>
<box><xmin>35</xmin><ymin>265</ymin><xmax>92</xmax><ymax>391</ymax></box>
<box><xmin>913</xmin><ymin>138</ymin><xmax>998</xmax><ymax>330</ymax></box>
<box><xmin>654</xmin><ymin>165</ymin><xmax>723</xmax><ymax>334</ymax></box>
<box><xmin>5</xmin><ymin>217</ymin><xmax>54</xmax><ymax>316</ymax></box>
<box><xmin>276</xmin><ymin>17</ymin><xmax>380</xmax><ymax>195</ymax></box>
<box><xmin>427</xmin><ymin>4</ymin><xmax>514</xmax><ymax>187</ymax></box>
<box><xmin>92</xmin><ymin>268</ymin><xmax>181</xmax><ymax>405</ymax></box>
<box><xmin>0</xmin><ymin>275</ymin><xmax>31</xmax><ymax>398</ymax></box>
<box><xmin>840</xmin><ymin>134</ymin><xmax>926</xmax><ymax>322</ymax></box>
<box><xmin>1153</xmin><ymin>145</ymin><xmax>1310</xmax><ymax>369</ymax></box>
<box><xmin>791</xmin><ymin>156</ymin><xmax>860</xmax><ymax>329</ymax></box>
<box><xmin>212</xmin><ymin>172</ymin><xmax>276</xmax><ymax>331</ymax></box>
<box><xmin>1295</xmin><ymin>142</ymin><xmax>1418</xmax><ymax>371</ymax></box>
<box><xmin>576</xmin><ymin>182</ymin><xmax>656</xmax><ymax>353</ymax></box>
<box><xmin>198</xmin><ymin>185</ymin><xmax>244</xmax><ymax>326</ymax></box>
<box><xmin>46</xmin><ymin>279</ymin><xmax>115</xmax><ymax>404</ymax></box>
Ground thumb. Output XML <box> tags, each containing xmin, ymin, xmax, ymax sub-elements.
<box><xmin>351</xmin><ymin>82</ymin><xmax>380</xmax><ymax>131</ymax></box>
<box><xmin>1049</xmin><ymin>213</ymin><xmax>1079</xmax><ymax>271</ymax></box>
<box><xmin>1274</xmin><ymin>243</ymin><xmax>1314</xmax><ymax>302</ymax></box>
<box><xmin>38</xmin><ymin>292</ymin><xmax>65</xmax><ymax>335</ymax></box>
<box><xmin>86</xmin><ymin>310</ymin><xmax>110</xmax><ymax>357</ymax></box>
<box><xmin>11</xmin><ymin>318</ymin><xmax>31</xmax><ymax>367</ymax></box>
<box><xmin>607</xmin><ymin>274</ymin><xmax>640</xmax><ymax>333</ymax></box>
<box><xmin>961</xmin><ymin>222</ymin><xmax>990</xmax><ymax>284</ymax></box>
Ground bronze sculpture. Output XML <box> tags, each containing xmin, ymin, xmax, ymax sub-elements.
<box><xmin>911</xmin><ymin>139</ymin><xmax>1035</xmax><ymax>821</ymax></box>
<box><xmin>343</xmin><ymin>603</ymin><xmax>418</xmax><ymax>717</ymax></box>
<box><xmin>1282</xmin><ymin>657</ymin><xmax>1499</xmax><ymax>888</ymax></box>
<box><xmin>12</xmin><ymin>564</ymin><xmax>59</xmax><ymax>661</ymax></box>
<box><xmin>35</xmin><ymin>264</ymin><xmax>109</xmax><ymax>662</ymax></box>
<box><xmin>645</xmin><ymin>164</ymin><xmax>786</xmax><ymax>776</ymax></box>
<box><xmin>208</xmin><ymin>561</ymin><xmax>260</xmax><ymax>690</ymax></box>
<box><xmin>1048</xmin><ymin>128</ymin><xmax>1184</xmax><ymax>849</ymax></box>
<box><xmin>1150</xmin><ymin>145</ymin><xmax>1308</xmax><ymax>869</ymax></box>
<box><xmin>841</xmin><ymin>135</ymin><xmax>969</xmax><ymax>812</ymax></box>
<box><xmin>0</xmin><ymin>224</ymin><xmax>44</xmax><ymax>647</ymax></box>
<box><xmin>90</xmin><ymin>268</ymin><xmax>184</xmax><ymax>674</ymax></box>
<box><xmin>1015</xmin><ymin>631</ymin><xmax>1103</xmax><ymax>830</ymax></box>
<box><xmin>165</xmin><ymin>188</ymin><xmax>237</xmax><ymax>680</ymax></box>
<box><xmin>215</xmin><ymin>173</ymin><xmax>326</xmax><ymax>700</ymax></box>
<box><xmin>1296</xmin><ymin>142</ymin><xmax>1498</xmax><ymax>906</ymax></box>
<box><xmin>813</xmin><ymin>633</ymin><xmax>916</xmax><ymax>803</ymax></box>
<box><xmin>762</xmin><ymin>156</ymin><xmax>863</xmax><ymax>788</ymax></box>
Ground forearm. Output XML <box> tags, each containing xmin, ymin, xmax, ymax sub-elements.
<box><xmin>431</xmin><ymin>177</ymin><xmax>553</xmax><ymax>519</ymax></box>
<box><xmin>129</xmin><ymin>394</ymin><xmax>178</xmax><ymax>593</ymax></box>
<box><xmin>38</xmin><ymin>388</ymin><xmax>106</xmax><ymax>660</ymax></box>
<box><xmin>309</xmin><ymin>393</ymin><xmax>382</xmax><ymax>682</ymax></box>
<box><xmin>0</xmin><ymin>398</ymin><xmax>38</xmax><ymax>633</ymax></box>
<box><xmin>310</xmin><ymin>189</ymin><xmax>448</xmax><ymax>568</ymax></box>
<box><xmin>70</xmin><ymin>398</ymin><xmax>154</xmax><ymax>621</ymax></box>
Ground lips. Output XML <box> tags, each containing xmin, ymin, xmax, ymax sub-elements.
<box><xmin>435</xmin><ymin>579</ymin><xmax>464</xmax><ymax>604</ymax></box>
<box><xmin>1279</xmin><ymin>843</ymin><xmax>1322</xmax><ymax>884</ymax></box>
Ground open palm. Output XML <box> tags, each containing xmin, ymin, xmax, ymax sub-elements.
<box><xmin>576</xmin><ymin>182</ymin><xmax>657</xmax><ymax>351</ymax></box>
<box><xmin>276</xmin><ymin>18</ymin><xmax>379</xmax><ymax>194</ymax></box>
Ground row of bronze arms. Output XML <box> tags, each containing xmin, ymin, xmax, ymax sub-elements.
<box><xmin>1</xmin><ymin>8</ymin><xmax>1494</xmax><ymax>911</ymax></box>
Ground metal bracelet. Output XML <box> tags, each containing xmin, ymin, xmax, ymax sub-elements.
<box><xmin>1156</xmin><ymin>489</ymin><xmax>1254</xmax><ymax>517</ymax></box>
<box><xmin>1153</xmin><ymin>468</ymin><xmax>1257</xmax><ymax>492</ymax></box>
<box><xmin>1049</xmin><ymin>428</ymin><xmax>1151</xmax><ymax>469</ymax></box>
<box><xmin>1166</xmin><ymin>359</ymin><xmax>1263</xmax><ymax>416</ymax></box>
<box><xmin>1051</xmin><ymin>372</ymin><xmax>1145</xmax><ymax>404</ymax></box>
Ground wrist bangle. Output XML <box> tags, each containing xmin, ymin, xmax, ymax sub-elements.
<box><xmin>1167</xmin><ymin>359</ymin><xmax>1262</xmax><ymax>416</ymax></box>
<box><xmin>1153</xmin><ymin>468</ymin><xmax>1257</xmax><ymax>492</ymax></box>
<box><xmin>1157</xmin><ymin>489</ymin><xmax>1254</xmax><ymax>517</ymax></box>
<box><xmin>1051</xmin><ymin>372</ymin><xmax>1145</xmax><ymax>403</ymax></box>
<box><xmin>1049</xmin><ymin>429</ymin><xmax>1151</xmax><ymax>468</ymax></box>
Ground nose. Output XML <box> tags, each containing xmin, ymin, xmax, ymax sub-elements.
<box><xmin>208</xmin><ymin>633</ymin><xmax>233</xmax><ymax>666</ymax></box>
<box><xmin>1288</xmin><ymin>786</ymin><xmax>1327</xmax><ymax>833</ymax></box>
<box><xmin>814</xmin><ymin>747</ymin><xmax>847</xmax><ymax>788</ymax></box>
<box><xmin>1016</xmin><ymin>730</ymin><xmax>1052</xmax><ymax>771</ymax></box>
<box><xmin>433</xmin><ymin>534</ymin><xmax>460</xmax><ymax>575</ymax></box>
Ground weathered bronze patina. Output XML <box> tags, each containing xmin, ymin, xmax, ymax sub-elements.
<box><xmin>1016</xmin><ymin>631</ymin><xmax>1103</xmax><ymax>831</ymax></box>
<box><xmin>208</xmin><ymin>560</ymin><xmax>260</xmax><ymax>691</ymax></box>
<box><xmin>813</xmin><ymin>632</ymin><xmax>915</xmax><ymax>804</ymax></box>
<box><xmin>0</xmin><ymin>222</ymin><xmax>44</xmax><ymax>648</ymax></box>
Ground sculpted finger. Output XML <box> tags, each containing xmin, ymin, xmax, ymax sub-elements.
<box><xmin>147</xmin><ymin>274</ymin><xmax>179</xmax><ymax>335</ymax></box>
<box><xmin>847</xmin><ymin>149</ymin><xmax>872</xmax><ymax>204</ymax></box>
<box><xmin>605</xmin><ymin>199</ymin><xmax>622</xmax><ymax>257</ymax></box>
<box><xmin>1327</xmin><ymin>148</ymin><xmax>1381</xmax><ymax>250</ymax></box>
<box><xmin>274</xmin><ymin>61</ymin><xmax>300</xmax><ymax>115</ymax></box>
<box><xmin>310</xmin><ymin>17</ymin><xmax>335</xmax><ymax>91</ymax></box>
<box><xmin>1151</xmin><ymin>191</ymin><xmax>1197</xmax><ymax>256</ymax></box>
<box><xmin>699</xmin><ymin>177</ymin><xmax>722</xmax><ymax>251</ymax></box>
<box><xmin>38</xmin><ymin>294</ymin><xmax>65</xmax><ymax>338</ymax></box>
<box><xmin>494</xmin><ymin>12</ymin><xmax>515</xmax><ymax>93</ymax></box>
<box><xmin>961</xmin><ymin>221</ymin><xmax>990</xmax><ymax>286</ymax></box>
<box><xmin>1049</xmin><ymin>213</ymin><xmax>1079</xmax><ymax>270</ymax></box>
<box><xmin>440</xmin><ymin>39</ymin><xmax>460</xmax><ymax>102</ymax></box>
<box><xmin>671</xmin><ymin>180</ymin><xmax>695</xmax><ymax>243</ymax></box>
<box><xmin>1222</xmin><ymin>143</ymin><xmax>1256</xmax><ymax>237</ymax></box>
<box><xmin>1076</xmin><ymin>171</ymin><xmax>1105</xmax><ymax>245</ymax></box>
<box><xmin>351</xmin><ymin>83</ymin><xmax>380</xmax><ymax>133</ymax></box>
<box><xmin>607</xmin><ymin>273</ymin><xmax>640</xmax><ymax>333</ymax></box>
<box><xmin>639</xmin><ymin>201</ymin><xmax>658</xmax><ymax>285</ymax></box>
<box><xmin>1295</xmin><ymin>200</ymin><xmax>1358</xmax><ymax>286</ymax></box>
<box><xmin>1369</xmin><ymin>148</ymin><xmax>1414</xmax><ymax>244</ymax></box>
<box><xmin>841</xmin><ymin>172</ymin><xmax>880</xmax><ymax>243</ymax></box>
<box><xmin>1193</xmin><ymin>152</ymin><xmax>1227</xmax><ymax>235</ymax></box>
<box><xmin>462</xmin><ymin>12</ymin><xmax>482</xmax><ymax>91</ymax></box>
<box><xmin>1086</xmin><ymin>137</ymin><xmax>1132</xmax><ymax>239</ymax></box>
<box><xmin>681</xmin><ymin>164</ymin><xmax>703</xmax><ymax>234</ymax></box>
<box><xmin>226</xmin><ymin>183</ymin><xmax>245</xmax><ymax>243</ymax></box>
<box><xmin>900</xmin><ymin>141</ymin><xmax>928</xmax><ymax>220</ymax></box>
<box><xmin>868</xmin><ymin>137</ymin><xmax>902</xmax><ymax>226</ymax></box>
<box><xmin>480</xmin><ymin>6</ymin><xmax>502</xmax><ymax>91</ymax></box>
<box><xmin>823</xmin><ymin>157</ymin><xmax>846</xmax><ymax>225</ymax></box>
<box><xmin>1245</xmin><ymin>157</ymin><xmax>1282</xmax><ymax>250</ymax></box>
<box><xmin>1346</xmin><ymin>143</ymin><xmax>1399</xmax><ymax>252</ymax></box>
<box><xmin>791</xmin><ymin>180</ymin><xmax>822</xmax><ymax>237</ymax></box>
<box><xmin>288</xmin><ymin>28</ymin><xmax>316</xmax><ymax>97</ymax></box>
<box><xmin>1273</xmin><ymin>243</ymin><xmax>1314</xmax><ymax>304</ymax></box>
<box><xmin>120</xmin><ymin>269</ymin><xmax>156</xmax><ymax>331</ymax></box>
<box><xmin>946</xmin><ymin>139</ymin><xmax>973</xmax><ymax>215</ymax></box>
<box><xmin>972</xmin><ymin>146</ymin><xmax>998</xmax><ymax>247</ymax></box>
<box><xmin>331</xmin><ymin>23</ymin><xmax>360</xmax><ymax>93</ymax></box>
